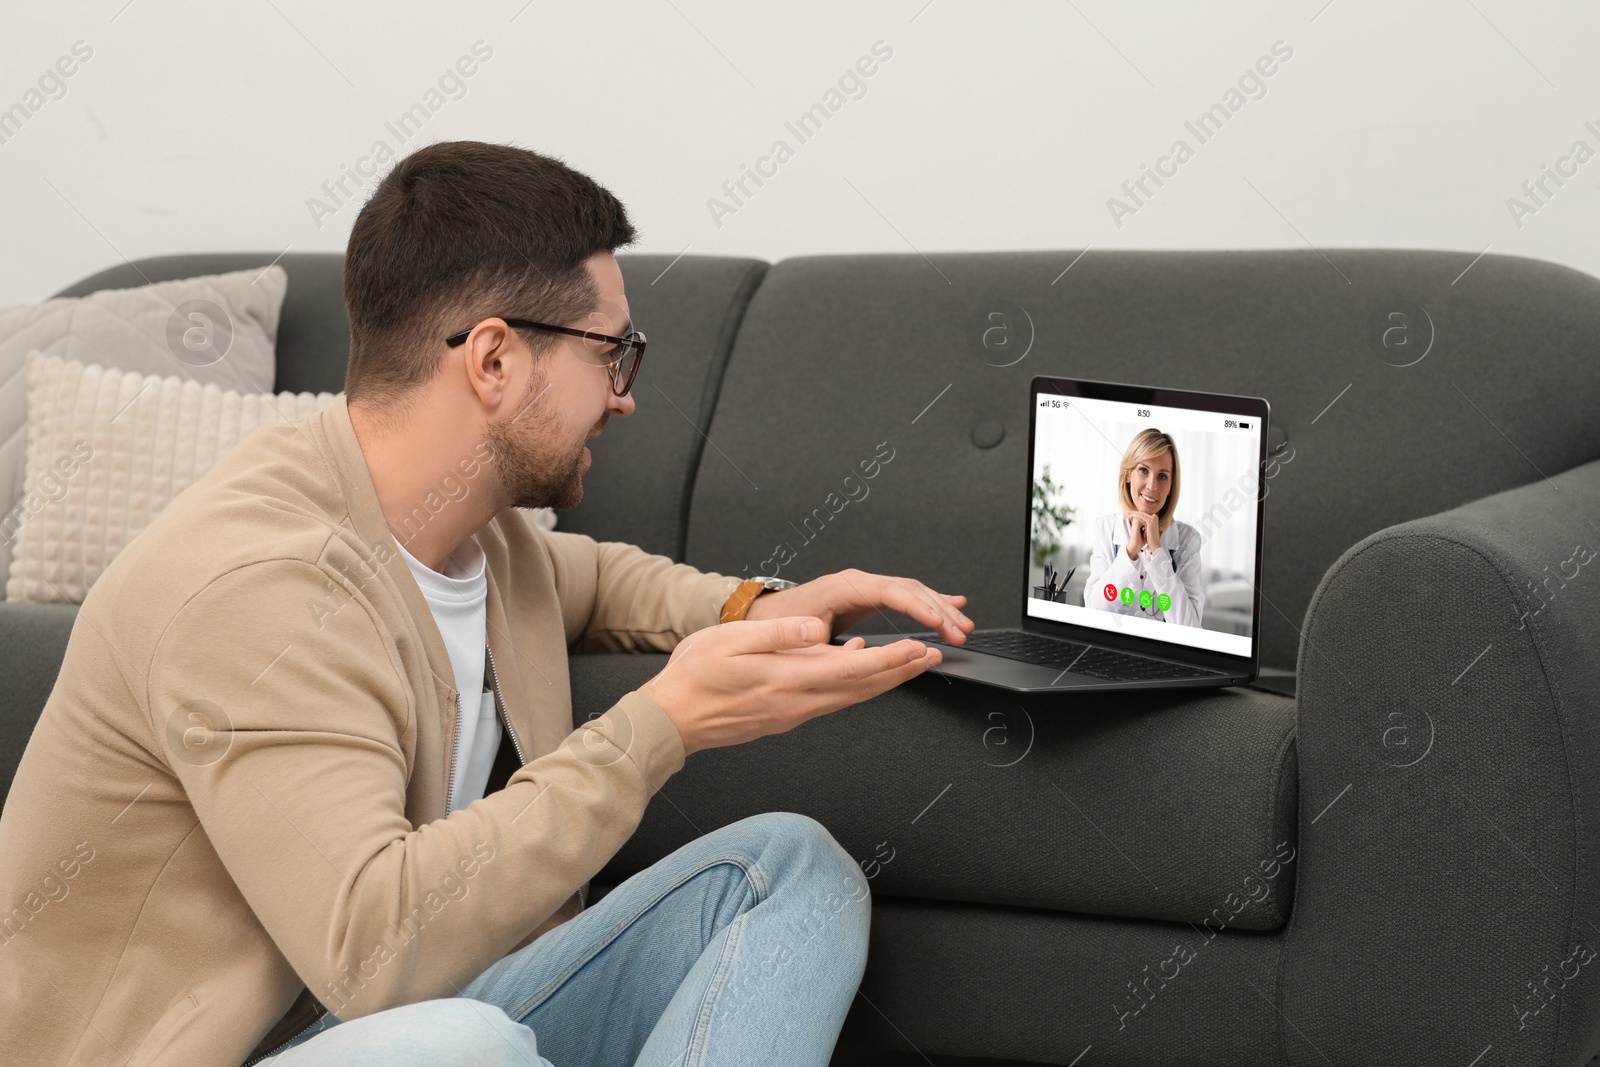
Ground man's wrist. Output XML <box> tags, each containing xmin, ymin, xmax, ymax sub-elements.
<box><xmin>720</xmin><ymin>576</ymin><xmax>798</xmax><ymax>624</ymax></box>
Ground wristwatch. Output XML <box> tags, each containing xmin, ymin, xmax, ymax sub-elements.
<box><xmin>720</xmin><ymin>576</ymin><xmax>798</xmax><ymax>624</ymax></box>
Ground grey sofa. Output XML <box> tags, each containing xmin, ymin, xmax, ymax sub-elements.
<box><xmin>3</xmin><ymin>247</ymin><xmax>1598</xmax><ymax>1067</ymax></box>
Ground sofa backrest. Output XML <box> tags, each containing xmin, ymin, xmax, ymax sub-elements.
<box><xmin>49</xmin><ymin>249</ymin><xmax>1600</xmax><ymax>669</ymax></box>
<box><xmin>683</xmin><ymin>250</ymin><xmax>1600</xmax><ymax>669</ymax></box>
<box><xmin>52</xmin><ymin>252</ymin><xmax>767</xmax><ymax>562</ymax></box>
<box><xmin>561</xmin><ymin>256</ymin><xmax>765</xmax><ymax>558</ymax></box>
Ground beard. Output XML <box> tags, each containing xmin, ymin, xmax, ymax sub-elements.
<box><xmin>483</xmin><ymin>373</ymin><xmax>593</xmax><ymax>513</ymax></box>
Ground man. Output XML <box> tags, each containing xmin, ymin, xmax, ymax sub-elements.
<box><xmin>0</xmin><ymin>140</ymin><xmax>973</xmax><ymax>1066</ymax></box>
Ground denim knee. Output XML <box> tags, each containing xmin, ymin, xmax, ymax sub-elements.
<box><xmin>740</xmin><ymin>813</ymin><xmax>870</xmax><ymax>929</ymax></box>
<box><xmin>710</xmin><ymin>812</ymin><xmax>871</xmax><ymax>1002</ymax></box>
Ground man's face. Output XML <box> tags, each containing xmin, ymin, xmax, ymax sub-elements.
<box><xmin>485</xmin><ymin>250</ymin><xmax>635</xmax><ymax>512</ymax></box>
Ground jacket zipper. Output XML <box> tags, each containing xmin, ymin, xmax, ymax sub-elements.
<box><xmin>443</xmin><ymin>685</ymin><xmax>463</xmax><ymax>817</ymax></box>
<box><xmin>240</xmin><ymin>1012</ymin><xmax>324</xmax><ymax>1066</ymax></box>
<box><xmin>484</xmin><ymin>644</ymin><xmax>581</xmax><ymax>911</ymax></box>
<box><xmin>485</xmin><ymin>644</ymin><xmax>526</xmax><ymax>766</ymax></box>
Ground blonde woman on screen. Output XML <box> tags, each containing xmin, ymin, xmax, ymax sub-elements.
<box><xmin>1082</xmin><ymin>428</ymin><xmax>1205</xmax><ymax>628</ymax></box>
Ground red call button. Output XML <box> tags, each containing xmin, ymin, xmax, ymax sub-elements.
<box><xmin>1102</xmin><ymin>583</ymin><xmax>1117</xmax><ymax>602</ymax></box>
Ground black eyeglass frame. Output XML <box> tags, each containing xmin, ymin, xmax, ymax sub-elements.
<box><xmin>444</xmin><ymin>317</ymin><xmax>647</xmax><ymax>397</ymax></box>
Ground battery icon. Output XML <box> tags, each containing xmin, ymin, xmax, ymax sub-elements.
<box><xmin>1239</xmin><ymin>421</ymin><xmax>1252</xmax><ymax>429</ymax></box>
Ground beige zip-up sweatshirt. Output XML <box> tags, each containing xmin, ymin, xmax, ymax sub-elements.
<box><xmin>0</xmin><ymin>394</ymin><xmax>742</xmax><ymax>1067</ymax></box>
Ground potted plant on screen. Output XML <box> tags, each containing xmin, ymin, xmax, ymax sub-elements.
<box><xmin>1031</xmin><ymin>464</ymin><xmax>1075</xmax><ymax>602</ymax></box>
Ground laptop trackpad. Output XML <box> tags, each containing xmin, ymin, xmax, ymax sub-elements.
<box><xmin>848</xmin><ymin>635</ymin><xmax>1101</xmax><ymax>689</ymax></box>
<box><xmin>927</xmin><ymin>644</ymin><xmax>1102</xmax><ymax>687</ymax></box>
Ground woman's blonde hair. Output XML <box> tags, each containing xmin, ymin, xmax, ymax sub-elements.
<box><xmin>1118</xmin><ymin>428</ymin><xmax>1181</xmax><ymax>533</ymax></box>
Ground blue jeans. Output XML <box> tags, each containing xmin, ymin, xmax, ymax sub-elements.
<box><xmin>262</xmin><ymin>812</ymin><xmax>870</xmax><ymax>1067</ymax></box>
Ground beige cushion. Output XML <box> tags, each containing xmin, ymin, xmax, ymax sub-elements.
<box><xmin>6</xmin><ymin>353</ymin><xmax>335</xmax><ymax>605</ymax></box>
<box><xmin>0</xmin><ymin>266</ymin><xmax>286</xmax><ymax>595</ymax></box>
<box><xmin>7</xmin><ymin>353</ymin><xmax>556</xmax><ymax>605</ymax></box>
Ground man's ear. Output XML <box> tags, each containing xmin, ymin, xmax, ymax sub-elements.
<box><xmin>462</xmin><ymin>320</ymin><xmax>519</xmax><ymax>402</ymax></box>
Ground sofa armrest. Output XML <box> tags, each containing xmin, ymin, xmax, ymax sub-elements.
<box><xmin>1282</xmin><ymin>458</ymin><xmax>1600</xmax><ymax>1067</ymax></box>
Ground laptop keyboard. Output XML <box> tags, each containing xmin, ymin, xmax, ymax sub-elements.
<box><xmin>916</xmin><ymin>629</ymin><xmax>1222</xmax><ymax>681</ymax></box>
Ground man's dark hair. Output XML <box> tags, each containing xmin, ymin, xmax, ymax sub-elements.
<box><xmin>342</xmin><ymin>140</ymin><xmax>637</xmax><ymax>423</ymax></box>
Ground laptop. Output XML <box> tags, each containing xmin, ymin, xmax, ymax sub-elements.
<box><xmin>852</xmin><ymin>376</ymin><xmax>1269</xmax><ymax>692</ymax></box>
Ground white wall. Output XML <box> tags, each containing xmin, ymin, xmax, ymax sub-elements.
<box><xmin>3</xmin><ymin>0</ymin><xmax>1596</xmax><ymax>305</ymax></box>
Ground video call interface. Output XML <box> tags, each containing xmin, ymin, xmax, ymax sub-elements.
<box><xmin>1026</xmin><ymin>393</ymin><xmax>1263</xmax><ymax>659</ymax></box>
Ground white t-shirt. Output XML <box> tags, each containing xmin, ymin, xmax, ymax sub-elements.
<box><xmin>394</xmin><ymin>533</ymin><xmax>502</xmax><ymax>813</ymax></box>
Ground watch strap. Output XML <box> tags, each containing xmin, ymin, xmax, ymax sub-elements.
<box><xmin>720</xmin><ymin>579</ymin><xmax>769</xmax><ymax>624</ymax></box>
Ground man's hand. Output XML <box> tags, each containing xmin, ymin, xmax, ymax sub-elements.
<box><xmin>741</xmin><ymin>567</ymin><xmax>974</xmax><ymax>646</ymax></box>
<box><xmin>638</xmin><ymin>617</ymin><xmax>942</xmax><ymax>755</ymax></box>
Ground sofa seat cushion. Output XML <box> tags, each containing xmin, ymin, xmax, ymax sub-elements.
<box><xmin>840</xmin><ymin>896</ymin><xmax>1286</xmax><ymax>1067</ymax></box>
<box><xmin>572</xmin><ymin>652</ymin><xmax>1299</xmax><ymax>931</ymax></box>
<box><xmin>0</xmin><ymin>601</ymin><xmax>78</xmax><ymax>806</ymax></box>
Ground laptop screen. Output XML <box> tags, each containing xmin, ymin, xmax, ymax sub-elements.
<box><xmin>1025</xmin><ymin>381</ymin><xmax>1265</xmax><ymax>661</ymax></box>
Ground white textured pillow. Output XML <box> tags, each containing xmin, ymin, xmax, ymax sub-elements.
<box><xmin>7</xmin><ymin>353</ymin><xmax>558</xmax><ymax>605</ymax></box>
<box><xmin>0</xmin><ymin>265</ymin><xmax>286</xmax><ymax>595</ymax></box>
<box><xmin>6</xmin><ymin>353</ymin><xmax>335</xmax><ymax>605</ymax></box>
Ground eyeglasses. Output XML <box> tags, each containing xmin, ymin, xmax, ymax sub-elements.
<box><xmin>444</xmin><ymin>317</ymin><xmax>647</xmax><ymax>397</ymax></box>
